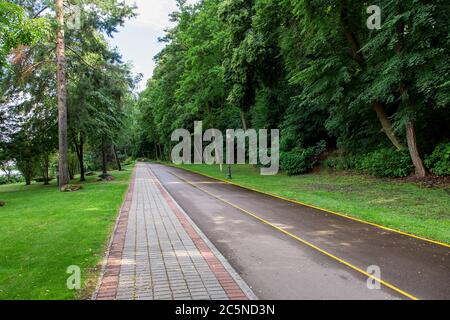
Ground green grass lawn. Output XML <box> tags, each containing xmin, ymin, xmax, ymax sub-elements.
<box><xmin>174</xmin><ymin>164</ymin><xmax>450</xmax><ymax>245</ymax></box>
<box><xmin>0</xmin><ymin>165</ymin><xmax>133</xmax><ymax>300</ymax></box>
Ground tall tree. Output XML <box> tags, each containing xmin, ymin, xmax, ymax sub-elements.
<box><xmin>55</xmin><ymin>0</ymin><xmax>69</xmax><ymax>189</ymax></box>
<box><xmin>219</xmin><ymin>0</ymin><xmax>256</xmax><ymax>130</ymax></box>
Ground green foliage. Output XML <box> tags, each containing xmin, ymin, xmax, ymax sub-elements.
<box><xmin>2</xmin><ymin>0</ymin><xmax>449</xmax><ymax>182</ymax></box>
<box><xmin>0</xmin><ymin>0</ymin><xmax>49</xmax><ymax>72</ymax></box>
<box><xmin>1</xmin><ymin>0</ymin><xmax>136</xmax><ymax>183</ymax></box>
<box><xmin>16</xmin><ymin>158</ymin><xmax>37</xmax><ymax>185</ymax></box>
<box><xmin>33</xmin><ymin>176</ymin><xmax>54</xmax><ymax>183</ymax></box>
<box><xmin>122</xmin><ymin>157</ymin><xmax>134</xmax><ymax>166</ymax></box>
<box><xmin>280</xmin><ymin>141</ymin><xmax>326</xmax><ymax>175</ymax></box>
<box><xmin>323</xmin><ymin>153</ymin><xmax>358</xmax><ymax>171</ymax></box>
<box><xmin>355</xmin><ymin>149</ymin><xmax>413</xmax><ymax>178</ymax></box>
<box><xmin>0</xmin><ymin>173</ymin><xmax>23</xmax><ymax>185</ymax></box>
<box><xmin>425</xmin><ymin>142</ymin><xmax>450</xmax><ymax>176</ymax></box>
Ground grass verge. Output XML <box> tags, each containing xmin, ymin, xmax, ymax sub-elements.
<box><xmin>0</xmin><ymin>165</ymin><xmax>134</xmax><ymax>300</ymax></box>
<box><xmin>173</xmin><ymin>164</ymin><xmax>450</xmax><ymax>245</ymax></box>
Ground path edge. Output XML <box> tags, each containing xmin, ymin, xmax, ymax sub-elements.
<box><xmin>91</xmin><ymin>166</ymin><xmax>136</xmax><ymax>300</ymax></box>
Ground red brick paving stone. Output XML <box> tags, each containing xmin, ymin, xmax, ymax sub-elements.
<box><xmin>152</xmin><ymin>171</ymin><xmax>249</xmax><ymax>301</ymax></box>
<box><xmin>95</xmin><ymin>168</ymin><xmax>136</xmax><ymax>300</ymax></box>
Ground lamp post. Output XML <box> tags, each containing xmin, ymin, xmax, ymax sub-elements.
<box><xmin>226</xmin><ymin>164</ymin><xmax>232</xmax><ymax>179</ymax></box>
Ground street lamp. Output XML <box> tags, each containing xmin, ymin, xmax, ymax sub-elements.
<box><xmin>226</xmin><ymin>164</ymin><xmax>232</xmax><ymax>179</ymax></box>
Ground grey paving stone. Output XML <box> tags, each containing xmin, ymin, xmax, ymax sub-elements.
<box><xmin>109</xmin><ymin>164</ymin><xmax>253</xmax><ymax>301</ymax></box>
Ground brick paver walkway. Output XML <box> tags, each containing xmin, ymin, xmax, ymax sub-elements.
<box><xmin>94</xmin><ymin>163</ymin><xmax>255</xmax><ymax>300</ymax></box>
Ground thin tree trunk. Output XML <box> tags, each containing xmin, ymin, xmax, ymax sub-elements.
<box><xmin>43</xmin><ymin>165</ymin><xmax>49</xmax><ymax>185</ymax></box>
<box><xmin>68</xmin><ymin>162</ymin><xmax>75</xmax><ymax>180</ymax></box>
<box><xmin>71</xmin><ymin>132</ymin><xmax>85</xmax><ymax>181</ymax></box>
<box><xmin>113</xmin><ymin>145</ymin><xmax>122</xmax><ymax>171</ymax></box>
<box><xmin>56</xmin><ymin>0</ymin><xmax>69</xmax><ymax>190</ymax></box>
<box><xmin>101</xmin><ymin>141</ymin><xmax>108</xmax><ymax>176</ymax></box>
<box><xmin>79</xmin><ymin>135</ymin><xmax>85</xmax><ymax>181</ymax></box>
<box><xmin>42</xmin><ymin>156</ymin><xmax>49</xmax><ymax>185</ymax></box>
<box><xmin>158</xmin><ymin>143</ymin><xmax>163</xmax><ymax>161</ymax></box>
<box><xmin>373</xmin><ymin>102</ymin><xmax>404</xmax><ymax>150</ymax></box>
<box><xmin>406</xmin><ymin>122</ymin><xmax>426</xmax><ymax>177</ymax></box>
<box><xmin>240</xmin><ymin>110</ymin><xmax>248</xmax><ymax>131</ymax></box>
<box><xmin>155</xmin><ymin>142</ymin><xmax>159</xmax><ymax>160</ymax></box>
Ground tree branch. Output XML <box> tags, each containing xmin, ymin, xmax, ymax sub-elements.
<box><xmin>66</xmin><ymin>45</ymin><xmax>98</xmax><ymax>70</ymax></box>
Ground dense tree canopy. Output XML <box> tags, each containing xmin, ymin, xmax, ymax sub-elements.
<box><xmin>1</xmin><ymin>0</ymin><xmax>449</xmax><ymax>182</ymax></box>
<box><xmin>0</xmin><ymin>0</ymin><xmax>137</xmax><ymax>185</ymax></box>
<box><xmin>135</xmin><ymin>0</ymin><xmax>450</xmax><ymax>178</ymax></box>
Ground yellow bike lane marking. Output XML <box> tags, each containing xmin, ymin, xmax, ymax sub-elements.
<box><xmin>169</xmin><ymin>170</ymin><xmax>419</xmax><ymax>301</ymax></box>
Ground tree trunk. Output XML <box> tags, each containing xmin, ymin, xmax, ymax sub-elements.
<box><xmin>240</xmin><ymin>110</ymin><xmax>248</xmax><ymax>131</ymax></box>
<box><xmin>56</xmin><ymin>0</ymin><xmax>69</xmax><ymax>190</ymax></box>
<box><xmin>395</xmin><ymin>21</ymin><xmax>427</xmax><ymax>177</ymax></box>
<box><xmin>79</xmin><ymin>135</ymin><xmax>85</xmax><ymax>181</ymax></box>
<box><xmin>113</xmin><ymin>145</ymin><xmax>122</xmax><ymax>171</ymax></box>
<box><xmin>42</xmin><ymin>156</ymin><xmax>49</xmax><ymax>185</ymax></box>
<box><xmin>101</xmin><ymin>141</ymin><xmax>108</xmax><ymax>176</ymax></box>
<box><xmin>158</xmin><ymin>143</ymin><xmax>163</xmax><ymax>161</ymax></box>
<box><xmin>406</xmin><ymin>122</ymin><xmax>427</xmax><ymax>177</ymax></box>
<box><xmin>43</xmin><ymin>165</ymin><xmax>49</xmax><ymax>185</ymax></box>
<box><xmin>373</xmin><ymin>102</ymin><xmax>404</xmax><ymax>150</ymax></box>
<box><xmin>73</xmin><ymin>133</ymin><xmax>85</xmax><ymax>182</ymax></box>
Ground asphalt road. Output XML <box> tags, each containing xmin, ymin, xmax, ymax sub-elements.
<box><xmin>149</xmin><ymin>163</ymin><xmax>450</xmax><ymax>300</ymax></box>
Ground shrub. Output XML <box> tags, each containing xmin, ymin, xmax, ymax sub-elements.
<box><xmin>16</xmin><ymin>159</ymin><xmax>36</xmax><ymax>185</ymax></box>
<box><xmin>281</xmin><ymin>141</ymin><xmax>326</xmax><ymax>175</ymax></box>
<box><xmin>323</xmin><ymin>153</ymin><xmax>358</xmax><ymax>171</ymax></box>
<box><xmin>355</xmin><ymin>148</ymin><xmax>413</xmax><ymax>178</ymax></box>
<box><xmin>122</xmin><ymin>157</ymin><xmax>134</xmax><ymax>166</ymax></box>
<box><xmin>33</xmin><ymin>177</ymin><xmax>54</xmax><ymax>183</ymax></box>
<box><xmin>0</xmin><ymin>173</ymin><xmax>24</xmax><ymax>185</ymax></box>
<box><xmin>425</xmin><ymin>142</ymin><xmax>450</xmax><ymax>176</ymax></box>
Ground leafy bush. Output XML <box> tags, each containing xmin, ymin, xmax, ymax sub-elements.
<box><xmin>16</xmin><ymin>159</ymin><xmax>37</xmax><ymax>185</ymax></box>
<box><xmin>280</xmin><ymin>141</ymin><xmax>326</xmax><ymax>175</ymax></box>
<box><xmin>0</xmin><ymin>173</ymin><xmax>24</xmax><ymax>185</ymax></box>
<box><xmin>355</xmin><ymin>148</ymin><xmax>413</xmax><ymax>178</ymax></box>
<box><xmin>122</xmin><ymin>157</ymin><xmax>134</xmax><ymax>166</ymax></box>
<box><xmin>323</xmin><ymin>153</ymin><xmax>358</xmax><ymax>171</ymax></box>
<box><xmin>425</xmin><ymin>142</ymin><xmax>450</xmax><ymax>176</ymax></box>
<box><xmin>33</xmin><ymin>177</ymin><xmax>54</xmax><ymax>183</ymax></box>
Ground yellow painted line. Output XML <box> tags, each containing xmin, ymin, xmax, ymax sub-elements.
<box><xmin>167</xmin><ymin>164</ymin><xmax>450</xmax><ymax>249</ymax></box>
<box><xmin>169</xmin><ymin>170</ymin><xmax>419</xmax><ymax>301</ymax></box>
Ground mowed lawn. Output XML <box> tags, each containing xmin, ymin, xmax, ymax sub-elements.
<box><xmin>174</xmin><ymin>164</ymin><xmax>450</xmax><ymax>245</ymax></box>
<box><xmin>0</xmin><ymin>166</ymin><xmax>133</xmax><ymax>300</ymax></box>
